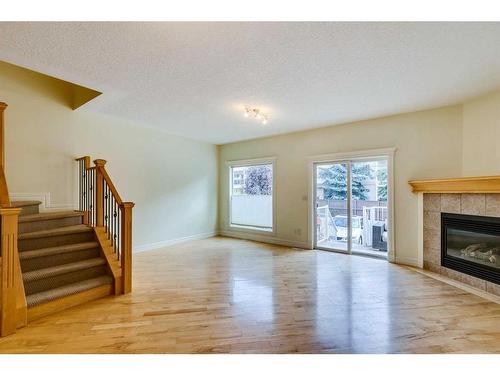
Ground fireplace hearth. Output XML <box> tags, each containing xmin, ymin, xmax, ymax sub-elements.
<box><xmin>442</xmin><ymin>213</ymin><xmax>500</xmax><ymax>285</ymax></box>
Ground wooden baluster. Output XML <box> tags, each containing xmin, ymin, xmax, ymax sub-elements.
<box><xmin>120</xmin><ymin>202</ymin><xmax>134</xmax><ymax>294</ymax></box>
<box><xmin>0</xmin><ymin>103</ymin><xmax>6</xmax><ymax>170</ymax></box>
<box><xmin>0</xmin><ymin>207</ymin><xmax>24</xmax><ymax>337</ymax></box>
<box><xmin>94</xmin><ymin>159</ymin><xmax>106</xmax><ymax>227</ymax></box>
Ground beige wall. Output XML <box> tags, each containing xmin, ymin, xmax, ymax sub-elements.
<box><xmin>219</xmin><ymin>106</ymin><xmax>463</xmax><ymax>265</ymax></box>
<box><xmin>0</xmin><ymin>61</ymin><xmax>218</xmax><ymax>250</ymax></box>
<box><xmin>462</xmin><ymin>89</ymin><xmax>500</xmax><ymax>176</ymax></box>
<box><xmin>219</xmin><ymin>88</ymin><xmax>500</xmax><ymax>265</ymax></box>
<box><xmin>5</xmin><ymin>57</ymin><xmax>500</xmax><ymax>264</ymax></box>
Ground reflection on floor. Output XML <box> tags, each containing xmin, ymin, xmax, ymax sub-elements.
<box><xmin>0</xmin><ymin>236</ymin><xmax>498</xmax><ymax>353</ymax></box>
<box><xmin>319</xmin><ymin>240</ymin><xmax>388</xmax><ymax>258</ymax></box>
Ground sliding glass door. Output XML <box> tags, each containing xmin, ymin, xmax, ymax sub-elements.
<box><xmin>314</xmin><ymin>157</ymin><xmax>389</xmax><ymax>259</ymax></box>
<box><xmin>350</xmin><ymin>159</ymin><xmax>388</xmax><ymax>257</ymax></box>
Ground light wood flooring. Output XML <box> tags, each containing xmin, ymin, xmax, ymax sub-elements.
<box><xmin>0</xmin><ymin>236</ymin><xmax>499</xmax><ymax>353</ymax></box>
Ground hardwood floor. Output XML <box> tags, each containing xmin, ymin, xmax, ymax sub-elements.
<box><xmin>0</xmin><ymin>236</ymin><xmax>499</xmax><ymax>353</ymax></box>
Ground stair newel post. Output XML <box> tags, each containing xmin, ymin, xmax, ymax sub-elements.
<box><xmin>0</xmin><ymin>207</ymin><xmax>25</xmax><ymax>337</ymax></box>
<box><xmin>120</xmin><ymin>202</ymin><xmax>134</xmax><ymax>294</ymax></box>
<box><xmin>94</xmin><ymin>159</ymin><xmax>106</xmax><ymax>228</ymax></box>
<box><xmin>0</xmin><ymin>102</ymin><xmax>6</xmax><ymax>170</ymax></box>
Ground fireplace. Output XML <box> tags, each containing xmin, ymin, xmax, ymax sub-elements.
<box><xmin>442</xmin><ymin>213</ymin><xmax>500</xmax><ymax>284</ymax></box>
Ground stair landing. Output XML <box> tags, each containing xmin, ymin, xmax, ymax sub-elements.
<box><xmin>11</xmin><ymin>200</ymin><xmax>42</xmax><ymax>216</ymax></box>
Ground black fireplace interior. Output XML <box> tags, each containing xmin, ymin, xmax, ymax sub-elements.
<box><xmin>442</xmin><ymin>213</ymin><xmax>500</xmax><ymax>284</ymax></box>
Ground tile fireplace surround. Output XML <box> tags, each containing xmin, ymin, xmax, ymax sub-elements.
<box><xmin>409</xmin><ymin>176</ymin><xmax>500</xmax><ymax>297</ymax></box>
<box><xmin>417</xmin><ymin>187</ymin><xmax>500</xmax><ymax>297</ymax></box>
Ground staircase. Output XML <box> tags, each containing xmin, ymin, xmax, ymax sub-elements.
<box><xmin>0</xmin><ymin>101</ymin><xmax>134</xmax><ymax>336</ymax></box>
<box><xmin>14</xmin><ymin>201</ymin><xmax>113</xmax><ymax>321</ymax></box>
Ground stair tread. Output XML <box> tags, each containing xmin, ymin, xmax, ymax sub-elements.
<box><xmin>26</xmin><ymin>275</ymin><xmax>113</xmax><ymax>308</ymax></box>
<box><xmin>11</xmin><ymin>200</ymin><xmax>42</xmax><ymax>207</ymax></box>
<box><xmin>23</xmin><ymin>257</ymin><xmax>106</xmax><ymax>283</ymax></box>
<box><xmin>20</xmin><ymin>241</ymin><xmax>99</xmax><ymax>260</ymax></box>
<box><xmin>19</xmin><ymin>211</ymin><xmax>83</xmax><ymax>223</ymax></box>
<box><xmin>19</xmin><ymin>224</ymin><xmax>92</xmax><ymax>240</ymax></box>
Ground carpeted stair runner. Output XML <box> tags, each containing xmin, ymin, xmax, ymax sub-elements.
<box><xmin>23</xmin><ymin>257</ymin><xmax>107</xmax><ymax>295</ymax></box>
<box><xmin>19</xmin><ymin>211</ymin><xmax>85</xmax><ymax>233</ymax></box>
<box><xmin>18</xmin><ymin>224</ymin><xmax>95</xmax><ymax>251</ymax></box>
<box><xmin>20</xmin><ymin>241</ymin><xmax>100</xmax><ymax>271</ymax></box>
<box><xmin>12</xmin><ymin>201</ymin><xmax>113</xmax><ymax>310</ymax></box>
<box><xmin>26</xmin><ymin>275</ymin><xmax>113</xmax><ymax>307</ymax></box>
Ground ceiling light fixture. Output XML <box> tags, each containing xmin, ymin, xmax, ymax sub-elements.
<box><xmin>244</xmin><ymin>107</ymin><xmax>269</xmax><ymax>125</ymax></box>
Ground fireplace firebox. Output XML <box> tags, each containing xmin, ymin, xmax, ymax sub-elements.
<box><xmin>442</xmin><ymin>213</ymin><xmax>500</xmax><ymax>284</ymax></box>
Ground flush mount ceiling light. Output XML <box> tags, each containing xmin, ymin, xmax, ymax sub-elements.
<box><xmin>244</xmin><ymin>107</ymin><xmax>269</xmax><ymax>125</ymax></box>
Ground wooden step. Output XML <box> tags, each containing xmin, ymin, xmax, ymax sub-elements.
<box><xmin>11</xmin><ymin>200</ymin><xmax>42</xmax><ymax>216</ymax></box>
<box><xmin>20</xmin><ymin>241</ymin><xmax>100</xmax><ymax>272</ymax></box>
<box><xmin>23</xmin><ymin>257</ymin><xmax>107</xmax><ymax>295</ymax></box>
<box><xmin>27</xmin><ymin>277</ymin><xmax>113</xmax><ymax>321</ymax></box>
<box><xmin>18</xmin><ymin>225</ymin><xmax>95</xmax><ymax>252</ymax></box>
<box><xmin>18</xmin><ymin>211</ymin><xmax>84</xmax><ymax>234</ymax></box>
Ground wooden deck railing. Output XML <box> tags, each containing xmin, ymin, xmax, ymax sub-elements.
<box><xmin>76</xmin><ymin>156</ymin><xmax>134</xmax><ymax>294</ymax></box>
<box><xmin>0</xmin><ymin>102</ymin><xmax>26</xmax><ymax>337</ymax></box>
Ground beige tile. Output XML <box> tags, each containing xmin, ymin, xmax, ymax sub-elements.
<box><xmin>441</xmin><ymin>266</ymin><xmax>488</xmax><ymax>291</ymax></box>
<box><xmin>423</xmin><ymin>261</ymin><xmax>441</xmax><ymax>274</ymax></box>
<box><xmin>486</xmin><ymin>282</ymin><xmax>500</xmax><ymax>297</ymax></box>
<box><xmin>461</xmin><ymin>194</ymin><xmax>486</xmax><ymax>216</ymax></box>
<box><xmin>423</xmin><ymin>194</ymin><xmax>440</xmax><ymax>212</ymax></box>
<box><xmin>423</xmin><ymin>211</ymin><xmax>440</xmax><ymax>230</ymax></box>
<box><xmin>460</xmin><ymin>273</ymin><xmax>487</xmax><ymax>291</ymax></box>
<box><xmin>485</xmin><ymin>194</ymin><xmax>500</xmax><ymax>217</ymax></box>
<box><xmin>440</xmin><ymin>266</ymin><xmax>463</xmax><ymax>283</ymax></box>
<box><xmin>423</xmin><ymin>246</ymin><xmax>440</xmax><ymax>264</ymax></box>
<box><xmin>423</xmin><ymin>228</ymin><xmax>440</xmax><ymax>250</ymax></box>
<box><xmin>441</xmin><ymin>194</ymin><xmax>461</xmax><ymax>214</ymax></box>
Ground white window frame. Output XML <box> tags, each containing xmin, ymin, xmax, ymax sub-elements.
<box><xmin>226</xmin><ymin>157</ymin><xmax>277</xmax><ymax>236</ymax></box>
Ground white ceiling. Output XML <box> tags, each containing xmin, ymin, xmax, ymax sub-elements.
<box><xmin>1</xmin><ymin>22</ymin><xmax>500</xmax><ymax>144</ymax></box>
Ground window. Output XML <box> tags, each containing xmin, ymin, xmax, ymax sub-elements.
<box><xmin>229</xmin><ymin>160</ymin><xmax>274</xmax><ymax>232</ymax></box>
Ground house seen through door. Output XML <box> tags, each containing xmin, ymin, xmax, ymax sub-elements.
<box><xmin>314</xmin><ymin>157</ymin><xmax>389</xmax><ymax>259</ymax></box>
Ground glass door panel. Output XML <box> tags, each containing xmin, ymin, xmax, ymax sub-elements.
<box><xmin>350</xmin><ymin>159</ymin><xmax>388</xmax><ymax>258</ymax></box>
<box><xmin>315</xmin><ymin>162</ymin><xmax>350</xmax><ymax>253</ymax></box>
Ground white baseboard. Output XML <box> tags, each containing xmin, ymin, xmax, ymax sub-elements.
<box><xmin>10</xmin><ymin>192</ymin><xmax>74</xmax><ymax>212</ymax></box>
<box><xmin>218</xmin><ymin>230</ymin><xmax>311</xmax><ymax>249</ymax></box>
<box><xmin>395</xmin><ymin>256</ymin><xmax>420</xmax><ymax>267</ymax></box>
<box><xmin>134</xmin><ymin>229</ymin><xmax>419</xmax><ymax>266</ymax></box>
<box><xmin>134</xmin><ymin>231</ymin><xmax>217</xmax><ymax>253</ymax></box>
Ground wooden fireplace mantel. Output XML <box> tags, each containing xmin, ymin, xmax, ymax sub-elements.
<box><xmin>408</xmin><ymin>175</ymin><xmax>500</xmax><ymax>194</ymax></box>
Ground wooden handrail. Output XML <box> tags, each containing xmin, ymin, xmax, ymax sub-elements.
<box><xmin>0</xmin><ymin>103</ymin><xmax>25</xmax><ymax>337</ymax></box>
<box><xmin>100</xmin><ymin>168</ymin><xmax>124</xmax><ymax>206</ymax></box>
<box><xmin>76</xmin><ymin>156</ymin><xmax>134</xmax><ymax>295</ymax></box>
